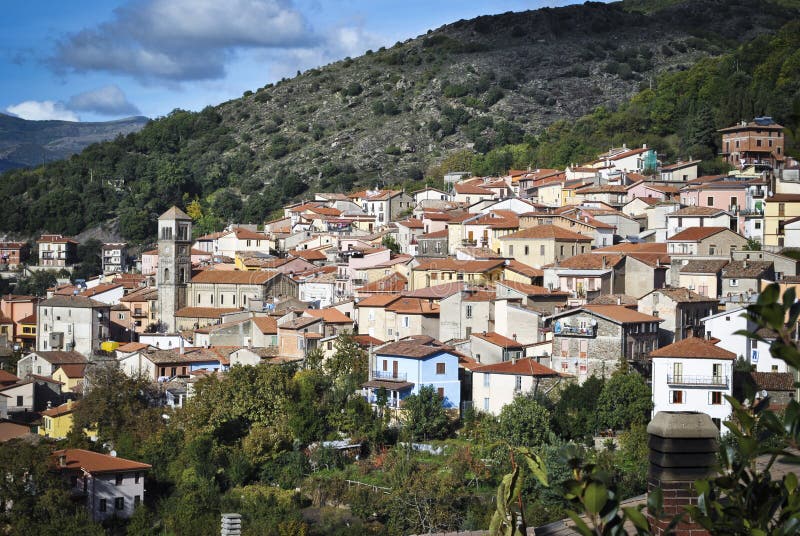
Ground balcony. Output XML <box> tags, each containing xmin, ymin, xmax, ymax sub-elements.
<box><xmin>667</xmin><ymin>374</ymin><xmax>728</xmax><ymax>387</ymax></box>
<box><xmin>372</xmin><ymin>370</ymin><xmax>408</xmax><ymax>382</ymax></box>
<box><xmin>461</xmin><ymin>239</ymin><xmax>477</xmax><ymax>247</ymax></box>
<box><xmin>364</xmin><ymin>395</ymin><xmax>400</xmax><ymax>407</ymax></box>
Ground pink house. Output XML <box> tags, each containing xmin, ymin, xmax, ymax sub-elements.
<box><xmin>626</xmin><ymin>182</ymin><xmax>680</xmax><ymax>202</ymax></box>
<box><xmin>680</xmin><ymin>182</ymin><xmax>749</xmax><ymax>234</ymax></box>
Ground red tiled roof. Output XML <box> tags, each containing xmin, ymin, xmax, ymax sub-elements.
<box><xmin>252</xmin><ymin>316</ymin><xmax>278</xmax><ymax>334</ymax></box>
<box><xmin>358</xmin><ymin>273</ymin><xmax>407</xmax><ymax>293</ymax></box>
<box><xmin>174</xmin><ymin>307</ymin><xmax>242</xmax><ymax>318</ymax></box>
<box><xmin>289</xmin><ymin>248</ymin><xmax>328</xmax><ymax>261</ymax></box>
<box><xmin>190</xmin><ymin>270</ymin><xmax>281</xmax><ymax>284</ymax></box>
<box><xmin>471</xmin><ymin>331</ymin><xmax>525</xmax><ymax>348</ymax></box>
<box><xmin>500</xmin><ymin>224</ymin><xmax>592</xmax><ymax>241</ymax></box>
<box><xmin>505</xmin><ymin>260</ymin><xmax>544</xmax><ymax>278</ymax></box>
<box><xmin>667</xmin><ymin>227</ymin><xmax>729</xmax><ymax>242</ymax></box>
<box><xmin>500</xmin><ymin>280</ymin><xmax>569</xmax><ymax>297</ymax></box>
<box><xmin>376</xmin><ymin>337</ymin><xmax>451</xmax><ymax>359</ymax></box>
<box><xmin>116</xmin><ymin>342</ymin><xmax>151</xmax><ymax>353</ymax></box>
<box><xmin>42</xmin><ymin>401</ymin><xmax>78</xmax><ymax>417</ymax></box>
<box><xmin>304</xmin><ymin>308</ymin><xmax>354</xmax><ymax>324</ymax></box>
<box><xmin>413</xmin><ymin>259</ymin><xmax>505</xmax><ymax>273</ymax></box>
<box><xmin>55</xmin><ymin>364</ymin><xmax>86</xmax><ymax>378</ymax></box>
<box><xmin>649</xmin><ymin>336</ymin><xmax>736</xmax><ymax>360</ymax></box>
<box><xmin>455</xmin><ymin>182</ymin><xmax>494</xmax><ymax>195</ymax></box>
<box><xmin>386</xmin><ymin>297</ymin><xmax>439</xmax><ymax>315</ymax></box>
<box><xmin>551</xmin><ymin>253</ymin><xmax>624</xmax><ymax>270</ymax></box>
<box><xmin>473</xmin><ymin>358</ymin><xmax>559</xmax><ymax>376</ymax></box>
<box><xmin>52</xmin><ymin>449</ymin><xmax>151</xmax><ymax>474</ymax></box>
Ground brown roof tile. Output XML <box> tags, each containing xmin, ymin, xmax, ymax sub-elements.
<box><xmin>721</xmin><ymin>260</ymin><xmax>773</xmax><ymax>279</ymax></box>
<box><xmin>471</xmin><ymin>331</ymin><xmax>525</xmax><ymax>348</ymax></box>
<box><xmin>190</xmin><ymin>270</ymin><xmax>281</xmax><ymax>284</ymax></box>
<box><xmin>680</xmin><ymin>259</ymin><xmax>729</xmax><ymax>274</ymax></box>
<box><xmin>551</xmin><ymin>253</ymin><xmax>624</xmax><ymax>270</ymax></box>
<box><xmin>376</xmin><ymin>337</ymin><xmax>451</xmax><ymax>359</ymax></box>
<box><xmin>500</xmin><ymin>225</ymin><xmax>592</xmax><ymax>241</ymax></box>
<box><xmin>174</xmin><ymin>307</ymin><xmax>242</xmax><ymax>318</ymax></box>
<box><xmin>53</xmin><ymin>449</ymin><xmax>151</xmax><ymax>473</ymax></box>
<box><xmin>473</xmin><ymin>358</ymin><xmax>559</xmax><ymax>376</ymax></box>
<box><xmin>413</xmin><ymin>258</ymin><xmax>505</xmax><ymax>273</ymax></box>
<box><xmin>668</xmin><ymin>227</ymin><xmax>730</xmax><ymax>242</ymax></box>
<box><xmin>583</xmin><ymin>305</ymin><xmax>662</xmax><ymax>324</ymax></box>
<box><xmin>649</xmin><ymin>336</ymin><xmax>736</xmax><ymax>360</ymax></box>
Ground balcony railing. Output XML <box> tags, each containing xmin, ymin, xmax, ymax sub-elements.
<box><xmin>364</xmin><ymin>395</ymin><xmax>400</xmax><ymax>407</ymax></box>
<box><xmin>667</xmin><ymin>374</ymin><xmax>728</xmax><ymax>387</ymax></box>
<box><xmin>372</xmin><ymin>370</ymin><xmax>408</xmax><ymax>382</ymax></box>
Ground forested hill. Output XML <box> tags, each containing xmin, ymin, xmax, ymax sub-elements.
<box><xmin>0</xmin><ymin>0</ymin><xmax>797</xmax><ymax>242</ymax></box>
<box><xmin>0</xmin><ymin>114</ymin><xmax>148</xmax><ymax>172</ymax></box>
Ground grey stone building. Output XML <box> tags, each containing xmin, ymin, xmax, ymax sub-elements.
<box><xmin>549</xmin><ymin>304</ymin><xmax>661</xmax><ymax>380</ymax></box>
<box><xmin>156</xmin><ymin>207</ymin><xmax>192</xmax><ymax>333</ymax></box>
<box><xmin>637</xmin><ymin>288</ymin><xmax>719</xmax><ymax>345</ymax></box>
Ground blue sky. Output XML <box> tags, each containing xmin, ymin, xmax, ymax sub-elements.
<box><xmin>1</xmin><ymin>0</ymin><xmax>581</xmax><ymax>122</ymax></box>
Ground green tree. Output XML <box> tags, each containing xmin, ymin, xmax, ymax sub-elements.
<box><xmin>14</xmin><ymin>269</ymin><xmax>58</xmax><ymax>296</ymax></box>
<box><xmin>382</xmin><ymin>234</ymin><xmax>401</xmax><ymax>254</ymax></box>
<box><xmin>497</xmin><ymin>395</ymin><xmax>551</xmax><ymax>447</ymax></box>
<box><xmin>552</xmin><ymin>375</ymin><xmax>605</xmax><ymax>439</ymax></box>
<box><xmin>596</xmin><ymin>371</ymin><xmax>652</xmax><ymax>431</ymax></box>
<box><xmin>403</xmin><ymin>386</ymin><xmax>451</xmax><ymax>441</ymax></box>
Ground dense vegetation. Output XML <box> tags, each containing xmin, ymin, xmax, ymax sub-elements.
<box><xmin>0</xmin><ymin>0</ymin><xmax>795</xmax><ymax>242</ymax></box>
<box><xmin>0</xmin><ymin>333</ymin><xmax>653</xmax><ymax>535</ymax></box>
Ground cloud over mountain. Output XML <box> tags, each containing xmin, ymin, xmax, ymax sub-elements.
<box><xmin>67</xmin><ymin>85</ymin><xmax>140</xmax><ymax>116</ymax></box>
<box><xmin>6</xmin><ymin>100</ymin><xmax>79</xmax><ymax>121</ymax></box>
<box><xmin>51</xmin><ymin>0</ymin><xmax>317</xmax><ymax>82</ymax></box>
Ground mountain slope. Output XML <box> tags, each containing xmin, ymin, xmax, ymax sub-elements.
<box><xmin>0</xmin><ymin>114</ymin><xmax>149</xmax><ymax>171</ymax></box>
<box><xmin>0</xmin><ymin>0</ymin><xmax>796</xmax><ymax>242</ymax></box>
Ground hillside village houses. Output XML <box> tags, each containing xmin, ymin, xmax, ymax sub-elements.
<box><xmin>4</xmin><ymin>115</ymin><xmax>800</xmax><ymax>453</ymax></box>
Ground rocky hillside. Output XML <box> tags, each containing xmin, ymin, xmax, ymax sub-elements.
<box><xmin>0</xmin><ymin>114</ymin><xmax>149</xmax><ymax>171</ymax></box>
<box><xmin>219</xmin><ymin>0</ymin><xmax>794</xmax><ymax>189</ymax></box>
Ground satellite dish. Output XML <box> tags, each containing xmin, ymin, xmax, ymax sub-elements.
<box><xmin>109</xmin><ymin>450</ymin><xmax>117</xmax><ymax>457</ymax></box>
<box><xmin>760</xmin><ymin>390</ymin><xmax>769</xmax><ymax>399</ymax></box>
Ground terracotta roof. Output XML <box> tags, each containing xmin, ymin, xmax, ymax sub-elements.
<box><xmin>505</xmin><ymin>260</ymin><xmax>544</xmax><ymax>278</ymax></box>
<box><xmin>721</xmin><ymin>260</ymin><xmax>773</xmax><ymax>279</ymax></box>
<box><xmin>376</xmin><ymin>337</ymin><xmax>451</xmax><ymax>359</ymax></box>
<box><xmin>352</xmin><ymin>334</ymin><xmax>384</xmax><ymax>347</ymax></box>
<box><xmin>386</xmin><ymin>297</ymin><xmax>439</xmax><ymax>315</ymax></box>
<box><xmin>190</xmin><ymin>270</ymin><xmax>281</xmax><ymax>285</ymax></box>
<box><xmin>142</xmin><ymin>346</ymin><xmax>236</xmax><ymax>365</ymax></box>
<box><xmin>471</xmin><ymin>331</ymin><xmax>525</xmax><ymax>349</ymax></box>
<box><xmin>279</xmin><ymin>316</ymin><xmax>321</xmax><ymax>330</ymax></box>
<box><xmin>766</xmin><ymin>194</ymin><xmax>800</xmax><ymax>203</ymax></box>
<box><xmin>671</xmin><ymin>206</ymin><xmax>727</xmax><ymax>217</ymax></box>
<box><xmin>500</xmin><ymin>280</ymin><xmax>569</xmax><ymax>297</ymax></box>
<box><xmin>42</xmin><ymin>401</ymin><xmax>78</xmax><ymax>417</ymax></box>
<box><xmin>28</xmin><ymin>351</ymin><xmax>87</xmax><ymax>365</ymax></box>
<box><xmin>37</xmin><ymin>234</ymin><xmax>78</xmax><ymax>244</ymax></box>
<box><xmin>357</xmin><ymin>294</ymin><xmax>402</xmax><ymax>307</ymax></box>
<box><xmin>120</xmin><ymin>286</ymin><xmax>158</xmax><ymax>302</ymax></box>
<box><xmin>594</xmin><ymin>243</ymin><xmax>667</xmax><ymax>254</ymax></box>
<box><xmin>577</xmin><ymin>184</ymin><xmax>629</xmax><ymax>194</ymax></box>
<box><xmin>454</xmin><ymin>182</ymin><xmax>494</xmax><ymax>195</ymax></box>
<box><xmin>174</xmin><ymin>307</ymin><xmax>242</xmax><ymax>318</ymax></box>
<box><xmin>358</xmin><ymin>273</ymin><xmax>407</xmax><ymax>293</ymax></box>
<box><xmin>473</xmin><ymin>358</ymin><xmax>559</xmax><ymax>376</ymax></box>
<box><xmin>649</xmin><ymin>336</ymin><xmax>736</xmax><ymax>360</ymax></box>
<box><xmin>464</xmin><ymin>290</ymin><xmax>495</xmax><ymax>302</ymax></box>
<box><xmin>362</xmin><ymin>379</ymin><xmax>415</xmax><ymax>390</ymax></box>
<box><xmin>52</xmin><ymin>449</ymin><xmax>151</xmax><ymax>474</ymax></box>
<box><xmin>646</xmin><ymin>288</ymin><xmax>719</xmax><ymax>303</ymax></box>
<box><xmin>718</xmin><ymin>120</ymin><xmax>784</xmax><ymax>132</ymax></box>
<box><xmin>466</xmin><ymin>211</ymin><xmax>519</xmax><ymax>229</ymax></box>
<box><xmin>583</xmin><ymin>305</ymin><xmax>662</xmax><ymax>324</ymax></box>
<box><xmin>413</xmin><ymin>259</ymin><xmax>505</xmax><ymax>273</ymax></box>
<box><xmin>224</xmin><ymin>227</ymin><xmax>268</xmax><ymax>240</ymax></box>
<box><xmin>0</xmin><ymin>370</ymin><xmax>19</xmax><ymax>384</ymax></box>
<box><xmin>55</xmin><ymin>364</ymin><xmax>86</xmax><ymax>378</ymax></box>
<box><xmin>396</xmin><ymin>218</ymin><xmax>424</xmax><ymax>229</ymax></box>
<box><xmin>668</xmin><ymin>227</ymin><xmax>730</xmax><ymax>242</ymax></box>
<box><xmin>418</xmin><ymin>229</ymin><xmax>449</xmax><ymax>240</ymax></box>
<box><xmin>680</xmin><ymin>259</ymin><xmax>729</xmax><ymax>274</ymax></box>
<box><xmin>627</xmin><ymin>252</ymin><xmax>671</xmax><ymax>268</ymax></box>
<box><xmin>252</xmin><ymin>316</ymin><xmax>278</xmax><ymax>334</ymax></box>
<box><xmin>80</xmin><ymin>283</ymin><xmax>123</xmax><ymax>298</ymax></box>
<box><xmin>116</xmin><ymin>342</ymin><xmax>151</xmax><ymax>353</ymax></box>
<box><xmin>304</xmin><ymin>308</ymin><xmax>354</xmax><ymax>324</ymax></box>
<box><xmin>551</xmin><ymin>253</ymin><xmax>624</xmax><ymax>270</ymax></box>
<box><xmin>289</xmin><ymin>248</ymin><xmax>328</xmax><ymax>261</ymax></box>
<box><xmin>747</xmin><ymin>371</ymin><xmax>795</xmax><ymax>392</ymax></box>
<box><xmin>0</xmin><ymin>422</ymin><xmax>33</xmax><ymax>442</ymax></box>
<box><xmin>499</xmin><ymin>224</ymin><xmax>592</xmax><ymax>241</ymax></box>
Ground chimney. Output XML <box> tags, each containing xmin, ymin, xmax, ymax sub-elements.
<box><xmin>602</xmin><ymin>256</ymin><xmax>607</xmax><ymax>269</ymax></box>
<box><xmin>58</xmin><ymin>454</ymin><xmax>67</xmax><ymax>468</ymax></box>
<box><xmin>179</xmin><ymin>337</ymin><xmax>185</xmax><ymax>355</ymax></box>
<box><xmin>743</xmin><ymin>259</ymin><xmax>748</xmax><ymax>269</ymax></box>
<box><xmin>646</xmin><ymin>412</ymin><xmax>718</xmax><ymax>536</ymax></box>
<box><xmin>47</xmin><ymin>400</ymin><xmax>52</xmax><ymax>409</ymax></box>
<box><xmin>616</xmin><ymin>296</ymin><xmax>621</xmax><ymax>306</ymax></box>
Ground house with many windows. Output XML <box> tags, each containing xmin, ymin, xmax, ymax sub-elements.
<box><xmin>52</xmin><ymin>449</ymin><xmax>150</xmax><ymax>521</ymax></box>
<box><xmin>650</xmin><ymin>336</ymin><xmax>735</xmax><ymax>431</ymax></box>
<box><xmin>471</xmin><ymin>358</ymin><xmax>561</xmax><ymax>416</ymax></box>
<box><xmin>361</xmin><ymin>336</ymin><xmax>461</xmax><ymax>416</ymax></box>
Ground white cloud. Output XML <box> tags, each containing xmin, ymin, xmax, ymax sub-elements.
<box><xmin>52</xmin><ymin>0</ymin><xmax>316</xmax><ymax>82</ymax></box>
<box><xmin>67</xmin><ymin>85</ymin><xmax>140</xmax><ymax>116</ymax></box>
<box><xmin>6</xmin><ymin>100</ymin><xmax>79</xmax><ymax>122</ymax></box>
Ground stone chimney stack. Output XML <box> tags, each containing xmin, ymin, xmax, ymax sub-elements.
<box><xmin>646</xmin><ymin>412</ymin><xmax>718</xmax><ymax>536</ymax></box>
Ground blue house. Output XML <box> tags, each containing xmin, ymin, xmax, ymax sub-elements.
<box><xmin>362</xmin><ymin>335</ymin><xmax>461</xmax><ymax>413</ymax></box>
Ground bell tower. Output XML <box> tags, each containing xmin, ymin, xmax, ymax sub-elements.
<box><xmin>157</xmin><ymin>206</ymin><xmax>192</xmax><ymax>333</ymax></box>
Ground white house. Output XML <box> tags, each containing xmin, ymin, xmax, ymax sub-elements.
<box><xmin>53</xmin><ymin>449</ymin><xmax>150</xmax><ymax>521</ymax></box>
<box><xmin>650</xmin><ymin>336</ymin><xmax>735</xmax><ymax>432</ymax></box>
<box><xmin>36</xmin><ymin>295</ymin><xmax>111</xmax><ymax>357</ymax></box>
<box><xmin>701</xmin><ymin>308</ymin><xmax>785</xmax><ymax>372</ymax></box>
<box><xmin>471</xmin><ymin>358</ymin><xmax>560</xmax><ymax>416</ymax></box>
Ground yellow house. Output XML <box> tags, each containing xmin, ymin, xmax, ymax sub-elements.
<box><xmin>410</xmin><ymin>259</ymin><xmax>505</xmax><ymax>290</ymax></box>
<box><xmin>52</xmin><ymin>364</ymin><xmax>86</xmax><ymax>394</ymax></box>
<box><xmin>764</xmin><ymin>194</ymin><xmax>800</xmax><ymax>247</ymax></box>
<box><xmin>497</xmin><ymin>224</ymin><xmax>593</xmax><ymax>269</ymax></box>
<box><xmin>39</xmin><ymin>400</ymin><xmax>78</xmax><ymax>439</ymax></box>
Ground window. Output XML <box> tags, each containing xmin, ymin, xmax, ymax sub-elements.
<box><xmin>134</xmin><ymin>495</ymin><xmax>141</xmax><ymax>507</ymax></box>
<box><xmin>524</xmin><ymin>245</ymin><xmax>529</xmax><ymax>255</ymax></box>
<box><xmin>403</xmin><ymin>316</ymin><xmax>410</xmax><ymax>328</ymax></box>
<box><xmin>712</xmin><ymin>363</ymin><xmax>723</xmax><ymax>380</ymax></box>
<box><xmin>135</xmin><ymin>472</ymin><xmax>140</xmax><ymax>484</ymax></box>
<box><xmin>220</xmin><ymin>295</ymin><xmax>224</xmax><ymax>305</ymax></box>
<box><xmin>540</xmin><ymin>245</ymin><xmax>545</xmax><ymax>256</ymax></box>
<box><xmin>382</xmin><ymin>360</ymin><xmax>387</xmax><ymax>372</ymax></box>
<box><xmin>483</xmin><ymin>373</ymin><xmax>490</xmax><ymax>387</ymax></box>
<box><xmin>709</xmin><ymin>245</ymin><xmax>716</xmax><ymax>255</ymax></box>
<box><xmin>465</xmin><ymin>305</ymin><xmax>473</xmax><ymax>319</ymax></box>
<box><xmin>99</xmin><ymin>499</ymin><xmax>107</xmax><ymax>513</ymax></box>
<box><xmin>483</xmin><ymin>397</ymin><xmax>490</xmax><ymax>411</ymax></box>
<box><xmin>436</xmin><ymin>363</ymin><xmax>446</xmax><ymax>375</ymax></box>
<box><xmin>437</xmin><ymin>387</ymin><xmax>445</xmax><ymax>399</ymax></box>
<box><xmin>508</xmin><ymin>245</ymin><xmax>514</xmax><ymax>256</ymax></box>
<box><xmin>710</xmin><ymin>392</ymin><xmax>723</xmax><ymax>405</ymax></box>
<box><xmin>16</xmin><ymin>396</ymin><xmax>22</xmax><ymax>407</ymax></box>
<box><xmin>730</xmin><ymin>279</ymin><xmax>738</xmax><ymax>287</ymax></box>
<box><xmin>116</xmin><ymin>474</ymin><xmax>124</xmax><ymax>485</ymax></box>
<box><xmin>515</xmin><ymin>376</ymin><xmax>522</xmax><ymax>391</ymax></box>
<box><xmin>115</xmin><ymin>497</ymin><xmax>124</xmax><ymax>510</ymax></box>
<box><xmin>756</xmin><ymin>139</ymin><xmax>762</xmax><ymax>147</ymax></box>
<box><xmin>780</xmin><ymin>203</ymin><xmax>786</xmax><ymax>217</ymax></box>
<box><xmin>560</xmin><ymin>245</ymin><xmax>564</xmax><ymax>256</ymax></box>
<box><xmin>670</xmin><ymin>390</ymin><xmax>684</xmax><ymax>404</ymax></box>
